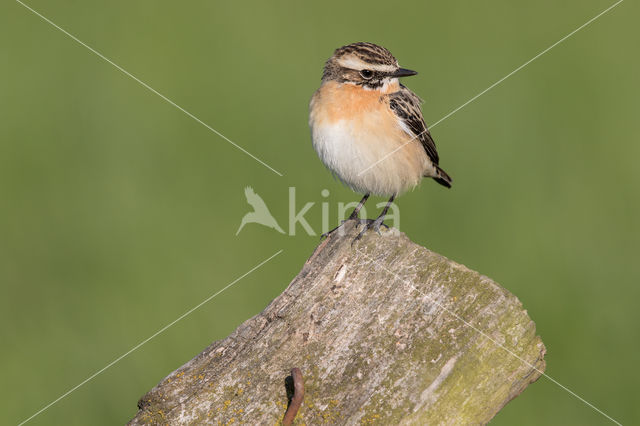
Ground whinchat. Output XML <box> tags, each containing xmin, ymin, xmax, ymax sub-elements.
<box><xmin>309</xmin><ymin>42</ymin><xmax>452</xmax><ymax>240</ymax></box>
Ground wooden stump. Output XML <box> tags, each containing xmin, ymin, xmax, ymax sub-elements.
<box><xmin>129</xmin><ymin>222</ymin><xmax>546</xmax><ymax>425</ymax></box>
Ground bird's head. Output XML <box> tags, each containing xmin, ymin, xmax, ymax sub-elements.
<box><xmin>322</xmin><ymin>42</ymin><xmax>417</xmax><ymax>90</ymax></box>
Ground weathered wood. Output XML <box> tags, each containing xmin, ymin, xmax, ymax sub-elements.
<box><xmin>129</xmin><ymin>222</ymin><xmax>546</xmax><ymax>425</ymax></box>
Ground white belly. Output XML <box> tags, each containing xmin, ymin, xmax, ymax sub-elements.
<box><xmin>311</xmin><ymin>118</ymin><xmax>429</xmax><ymax>196</ymax></box>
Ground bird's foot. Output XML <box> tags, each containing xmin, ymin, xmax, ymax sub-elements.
<box><xmin>320</xmin><ymin>219</ymin><xmax>353</xmax><ymax>239</ymax></box>
<box><xmin>352</xmin><ymin>217</ymin><xmax>389</xmax><ymax>245</ymax></box>
<box><xmin>320</xmin><ymin>213</ymin><xmax>370</xmax><ymax>240</ymax></box>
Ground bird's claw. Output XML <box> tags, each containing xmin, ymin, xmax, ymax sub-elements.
<box><xmin>321</xmin><ymin>216</ymin><xmax>388</xmax><ymax>242</ymax></box>
<box><xmin>321</xmin><ymin>216</ymin><xmax>370</xmax><ymax>239</ymax></box>
<box><xmin>320</xmin><ymin>217</ymin><xmax>356</xmax><ymax>239</ymax></box>
<box><xmin>351</xmin><ymin>217</ymin><xmax>388</xmax><ymax>245</ymax></box>
<box><xmin>354</xmin><ymin>218</ymin><xmax>372</xmax><ymax>228</ymax></box>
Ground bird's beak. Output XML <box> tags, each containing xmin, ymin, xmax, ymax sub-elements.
<box><xmin>391</xmin><ymin>68</ymin><xmax>418</xmax><ymax>77</ymax></box>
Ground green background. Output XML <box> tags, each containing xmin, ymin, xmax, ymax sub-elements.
<box><xmin>1</xmin><ymin>0</ymin><xmax>638</xmax><ymax>424</ymax></box>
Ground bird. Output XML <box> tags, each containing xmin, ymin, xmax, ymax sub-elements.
<box><xmin>309</xmin><ymin>42</ymin><xmax>452</xmax><ymax>241</ymax></box>
<box><xmin>236</xmin><ymin>186</ymin><xmax>285</xmax><ymax>235</ymax></box>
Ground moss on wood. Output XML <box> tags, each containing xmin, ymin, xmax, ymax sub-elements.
<box><xmin>129</xmin><ymin>223</ymin><xmax>545</xmax><ymax>425</ymax></box>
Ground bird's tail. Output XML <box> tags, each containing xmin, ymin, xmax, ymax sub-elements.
<box><xmin>433</xmin><ymin>166</ymin><xmax>452</xmax><ymax>188</ymax></box>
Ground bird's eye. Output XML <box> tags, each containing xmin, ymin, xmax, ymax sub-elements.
<box><xmin>360</xmin><ymin>69</ymin><xmax>373</xmax><ymax>79</ymax></box>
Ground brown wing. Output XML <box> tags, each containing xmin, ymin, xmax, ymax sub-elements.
<box><xmin>387</xmin><ymin>85</ymin><xmax>439</xmax><ymax>165</ymax></box>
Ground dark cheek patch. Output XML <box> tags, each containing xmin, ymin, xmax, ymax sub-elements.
<box><xmin>343</xmin><ymin>70</ymin><xmax>362</xmax><ymax>82</ymax></box>
<box><xmin>339</xmin><ymin>69</ymin><xmax>384</xmax><ymax>89</ymax></box>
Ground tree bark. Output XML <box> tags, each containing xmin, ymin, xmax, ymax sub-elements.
<box><xmin>129</xmin><ymin>222</ymin><xmax>546</xmax><ymax>425</ymax></box>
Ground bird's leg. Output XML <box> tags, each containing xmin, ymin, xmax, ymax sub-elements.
<box><xmin>347</xmin><ymin>193</ymin><xmax>370</xmax><ymax>220</ymax></box>
<box><xmin>353</xmin><ymin>194</ymin><xmax>395</xmax><ymax>243</ymax></box>
<box><xmin>321</xmin><ymin>193</ymin><xmax>370</xmax><ymax>239</ymax></box>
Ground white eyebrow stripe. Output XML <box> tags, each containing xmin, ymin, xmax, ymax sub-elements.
<box><xmin>369</xmin><ymin>63</ymin><xmax>397</xmax><ymax>72</ymax></box>
<box><xmin>337</xmin><ymin>56</ymin><xmax>396</xmax><ymax>72</ymax></box>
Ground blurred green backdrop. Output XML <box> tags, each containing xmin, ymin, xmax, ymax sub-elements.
<box><xmin>1</xmin><ymin>0</ymin><xmax>638</xmax><ymax>424</ymax></box>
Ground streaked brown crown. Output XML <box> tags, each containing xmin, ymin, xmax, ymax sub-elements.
<box><xmin>322</xmin><ymin>42</ymin><xmax>407</xmax><ymax>88</ymax></box>
<box><xmin>332</xmin><ymin>42</ymin><xmax>398</xmax><ymax>69</ymax></box>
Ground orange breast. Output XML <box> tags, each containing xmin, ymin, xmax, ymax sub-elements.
<box><xmin>311</xmin><ymin>81</ymin><xmax>400</xmax><ymax>124</ymax></box>
<box><xmin>309</xmin><ymin>80</ymin><xmax>429</xmax><ymax>196</ymax></box>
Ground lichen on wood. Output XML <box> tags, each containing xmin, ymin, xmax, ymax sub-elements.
<box><xmin>129</xmin><ymin>222</ymin><xmax>545</xmax><ymax>425</ymax></box>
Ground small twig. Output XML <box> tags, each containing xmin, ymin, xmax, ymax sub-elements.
<box><xmin>282</xmin><ymin>368</ymin><xmax>304</xmax><ymax>426</ymax></box>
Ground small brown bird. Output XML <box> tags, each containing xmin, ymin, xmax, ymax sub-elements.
<box><xmin>309</xmin><ymin>42</ymin><xmax>452</xmax><ymax>240</ymax></box>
